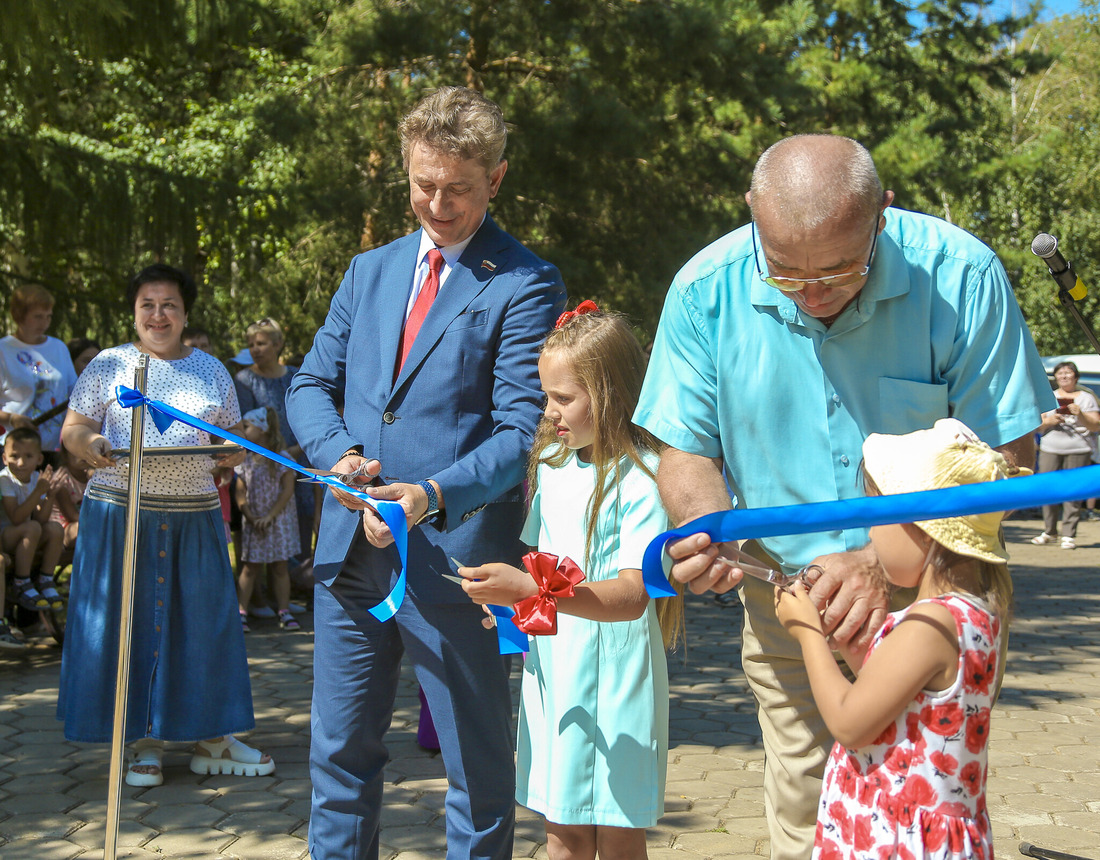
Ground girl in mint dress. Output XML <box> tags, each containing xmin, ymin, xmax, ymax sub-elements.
<box><xmin>460</xmin><ymin>305</ymin><xmax>682</xmax><ymax>859</ymax></box>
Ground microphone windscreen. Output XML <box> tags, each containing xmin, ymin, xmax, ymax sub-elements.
<box><xmin>1032</xmin><ymin>233</ymin><xmax>1058</xmax><ymax>259</ymax></box>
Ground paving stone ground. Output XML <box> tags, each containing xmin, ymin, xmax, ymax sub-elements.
<box><xmin>0</xmin><ymin>512</ymin><xmax>1097</xmax><ymax>859</ymax></box>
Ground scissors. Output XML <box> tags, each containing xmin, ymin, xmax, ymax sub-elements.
<box><xmin>297</xmin><ymin>462</ymin><xmax>381</xmax><ymax>485</ymax></box>
<box><xmin>440</xmin><ymin>557</ymin><xmax>468</xmax><ymax>585</ymax></box>
<box><xmin>715</xmin><ymin>552</ymin><xmax>824</xmax><ymax>592</ymax></box>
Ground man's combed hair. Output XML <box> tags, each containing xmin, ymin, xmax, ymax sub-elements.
<box><xmin>399</xmin><ymin>86</ymin><xmax>507</xmax><ymax>173</ymax></box>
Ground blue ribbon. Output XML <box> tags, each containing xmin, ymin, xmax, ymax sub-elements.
<box><xmin>641</xmin><ymin>464</ymin><xmax>1100</xmax><ymax>589</ymax></box>
<box><xmin>488</xmin><ymin>604</ymin><xmax>528</xmax><ymax>655</ymax></box>
<box><xmin>116</xmin><ymin>386</ymin><xmax>529</xmax><ymax>653</ymax></box>
<box><xmin>117</xmin><ymin>386</ymin><xmax>408</xmax><ymax>624</ymax></box>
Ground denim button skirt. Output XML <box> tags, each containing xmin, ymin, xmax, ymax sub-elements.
<box><xmin>57</xmin><ymin>487</ymin><xmax>255</xmax><ymax>743</ymax></box>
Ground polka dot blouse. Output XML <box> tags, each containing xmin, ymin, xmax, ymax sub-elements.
<box><xmin>69</xmin><ymin>343</ymin><xmax>242</xmax><ymax>496</ymax></box>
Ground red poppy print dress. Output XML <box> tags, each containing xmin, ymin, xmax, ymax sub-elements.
<box><xmin>813</xmin><ymin>593</ymin><xmax>1000</xmax><ymax>860</ymax></box>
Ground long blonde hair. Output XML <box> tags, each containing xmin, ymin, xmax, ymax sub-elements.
<box><xmin>529</xmin><ymin>309</ymin><xmax>684</xmax><ymax>649</ymax></box>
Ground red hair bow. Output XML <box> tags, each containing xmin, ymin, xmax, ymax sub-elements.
<box><xmin>554</xmin><ymin>299</ymin><xmax>600</xmax><ymax>329</ymax></box>
<box><xmin>512</xmin><ymin>551</ymin><xmax>586</xmax><ymax>635</ymax></box>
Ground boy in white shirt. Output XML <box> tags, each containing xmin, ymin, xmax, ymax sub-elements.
<box><xmin>1</xmin><ymin>427</ymin><xmax>65</xmax><ymax>632</ymax></box>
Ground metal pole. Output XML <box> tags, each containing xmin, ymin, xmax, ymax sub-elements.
<box><xmin>1058</xmin><ymin>288</ymin><xmax>1100</xmax><ymax>357</ymax></box>
<box><xmin>105</xmin><ymin>355</ymin><xmax>148</xmax><ymax>860</ymax></box>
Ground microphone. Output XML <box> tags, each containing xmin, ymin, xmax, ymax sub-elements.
<box><xmin>1019</xmin><ymin>842</ymin><xmax>1091</xmax><ymax>860</ymax></box>
<box><xmin>1032</xmin><ymin>232</ymin><xmax>1088</xmax><ymax>301</ymax></box>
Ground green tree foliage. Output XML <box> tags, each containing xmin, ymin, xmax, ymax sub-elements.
<box><xmin>932</xmin><ymin>9</ymin><xmax>1100</xmax><ymax>355</ymax></box>
<box><xmin>0</xmin><ymin>0</ymin><xmax>1043</xmax><ymax>356</ymax></box>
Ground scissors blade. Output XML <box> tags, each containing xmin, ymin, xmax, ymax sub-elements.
<box><xmin>297</xmin><ymin>468</ymin><xmax>362</xmax><ymax>485</ymax></box>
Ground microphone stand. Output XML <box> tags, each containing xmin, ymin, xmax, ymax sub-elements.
<box><xmin>1032</xmin><ymin>232</ymin><xmax>1100</xmax><ymax>358</ymax></box>
<box><xmin>1024</xmin><ymin>237</ymin><xmax>1095</xmax><ymax>860</ymax></box>
<box><xmin>1055</xmin><ymin>286</ymin><xmax>1100</xmax><ymax>358</ymax></box>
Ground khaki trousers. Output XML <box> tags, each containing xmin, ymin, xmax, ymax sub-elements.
<box><xmin>739</xmin><ymin>574</ymin><xmax>829</xmax><ymax>860</ymax></box>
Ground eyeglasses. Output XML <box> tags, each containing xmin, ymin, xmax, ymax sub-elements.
<box><xmin>752</xmin><ymin>221</ymin><xmax>879</xmax><ymax>292</ymax></box>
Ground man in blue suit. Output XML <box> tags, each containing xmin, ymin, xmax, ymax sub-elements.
<box><xmin>286</xmin><ymin>86</ymin><xmax>566</xmax><ymax>860</ymax></box>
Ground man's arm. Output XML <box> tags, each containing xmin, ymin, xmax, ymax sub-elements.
<box><xmin>656</xmin><ymin>447</ymin><xmax>746</xmax><ymax>594</ymax></box>
<box><xmin>996</xmin><ymin>431</ymin><xmax>1036</xmax><ymax>474</ymax></box>
<box><xmin>285</xmin><ymin>269</ymin><xmax>361</xmax><ymax>475</ymax></box>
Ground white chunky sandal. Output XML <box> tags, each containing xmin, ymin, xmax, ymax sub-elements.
<box><xmin>189</xmin><ymin>735</ymin><xmax>275</xmax><ymax>777</ymax></box>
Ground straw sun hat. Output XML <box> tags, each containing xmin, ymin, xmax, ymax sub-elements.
<box><xmin>861</xmin><ymin>418</ymin><xmax>1031</xmax><ymax>563</ymax></box>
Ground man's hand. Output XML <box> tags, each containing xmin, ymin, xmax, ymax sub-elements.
<box><xmin>459</xmin><ymin>562</ymin><xmax>539</xmax><ymax>606</ymax></box>
<box><xmin>666</xmin><ymin>533</ymin><xmax>747</xmax><ymax>595</ymax></box>
<box><xmin>328</xmin><ymin>455</ymin><xmax>382</xmax><ymax>512</ymax></box>
<box><xmin>358</xmin><ymin>479</ymin><xmax>439</xmax><ymax>548</ymax></box>
<box><xmin>361</xmin><ymin>479</ymin><xmax>442</xmax><ymax>545</ymax></box>
<box><xmin>804</xmin><ymin>544</ymin><xmax>889</xmax><ymax>652</ymax></box>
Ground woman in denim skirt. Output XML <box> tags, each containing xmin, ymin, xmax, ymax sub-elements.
<box><xmin>57</xmin><ymin>264</ymin><xmax>275</xmax><ymax>787</ymax></box>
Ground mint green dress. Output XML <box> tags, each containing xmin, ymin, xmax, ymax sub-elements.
<box><xmin>516</xmin><ymin>451</ymin><xmax>671</xmax><ymax>827</ymax></box>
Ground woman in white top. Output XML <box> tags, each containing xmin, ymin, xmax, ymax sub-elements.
<box><xmin>1031</xmin><ymin>361</ymin><xmax>1100</xmax><ymax>549</ymax></box>
<box><xmin>58</xmin><ymin>264</ymin><xmax>274</xmax><ymax>787</ymax></box>
<box><xmin>0</xmin><ymin>284</ymin><xmax>78</xmax><ymax>453</ymax></box>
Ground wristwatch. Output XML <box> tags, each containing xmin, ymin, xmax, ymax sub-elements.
<box><xmin>414</xmin><ymin>480</ymin><xmax>440</xmax><ymax>524</ymax></box>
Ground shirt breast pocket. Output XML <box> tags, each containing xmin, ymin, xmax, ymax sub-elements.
<box><xmin>877</xmin><ymin>377</ymin><xmax>950</xmax><ymax>435</ymax></box>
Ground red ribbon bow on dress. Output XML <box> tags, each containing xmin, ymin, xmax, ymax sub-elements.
<box><xmin>512</xmin><ymin>551</ymin><xmax>586</xmax><ymax>635</ymax></box>
<box><xmin>554</xmin><ymin>299</ymin><xmax>600</xmax><ymax>329</ymax></box>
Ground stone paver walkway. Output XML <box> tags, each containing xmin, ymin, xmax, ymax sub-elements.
<box><xmin>0</xmin><ymin>513</ymin><xmax>1096</xmax><ymax>858</ymax></box>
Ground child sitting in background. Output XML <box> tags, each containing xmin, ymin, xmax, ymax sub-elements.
<box><xmin>1</xmin><ymin>426</ymin><xmax>65</xmax><ymax>614</ymax></box>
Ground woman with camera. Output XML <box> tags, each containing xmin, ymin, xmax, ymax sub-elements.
<box><xmin>1031</xmin><ymin>360</ymin><xmax>1100</xmax><ymax>549</ymax></box>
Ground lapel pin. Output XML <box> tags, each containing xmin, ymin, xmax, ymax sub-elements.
<box><xmin>481</xmin><ymin>259</ymin><xmax>497</xmax><ymax>272</ymax></box>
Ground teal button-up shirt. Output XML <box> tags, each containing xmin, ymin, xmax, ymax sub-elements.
<box><xmin>635</xmin><ymin>207</ymin><xmax>1053</xmax><ymax>572</ymax></box>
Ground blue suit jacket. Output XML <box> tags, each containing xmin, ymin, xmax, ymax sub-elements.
<box><xmin>287</xmin><ymin>216</ymin><xmax>566</xmax><ymax>601</ymax></box>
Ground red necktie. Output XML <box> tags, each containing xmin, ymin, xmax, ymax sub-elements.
<box><xmin>396</xmin><ymin>248</ymin><xmax>444</xmax><ymax>376</ymax></box>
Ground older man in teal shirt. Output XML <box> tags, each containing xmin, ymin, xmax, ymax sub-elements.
<box><xmin>634</xmin><ymin>134</ymin><xmax>1052</xmax><ymax>859</ymax></box>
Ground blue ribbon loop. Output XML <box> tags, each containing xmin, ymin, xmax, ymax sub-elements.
<box><xmin>117</xmin><ymin>386</ymin><xmax>416</xmax><ymax>626</ymax></box>
<box><xmin>116</xmin><ymin>386</ymin><xmax>527</xmax><ymax>652</ymax></box>
<box><xmin>642</xmin><ymin>464</ymin><xmax>1100</xmax><ymax>587</ymax></box>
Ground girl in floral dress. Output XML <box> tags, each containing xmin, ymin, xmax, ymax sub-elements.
<box><xmin>235</xmin><ymin>407</ymin><xmax>300</xmax><ymax>631</ymax></box>
<box><xmin>776</xmin><ymin>418</ymin><xmax>1024</xmax><ymax>860</ymax></box>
